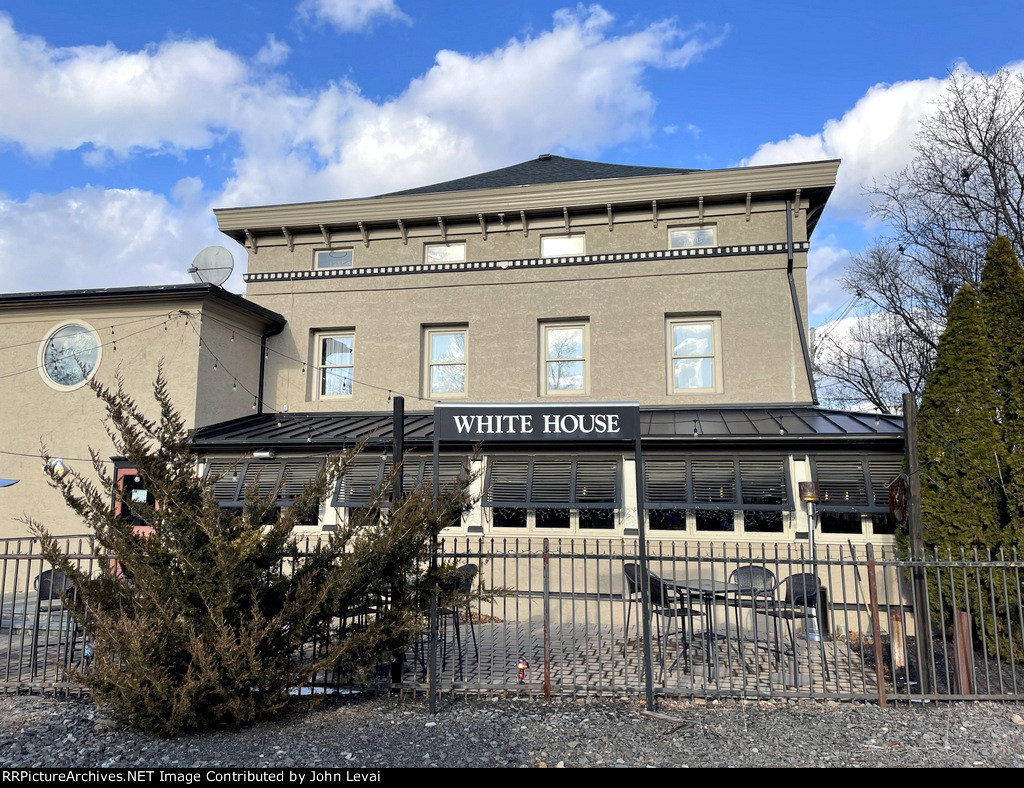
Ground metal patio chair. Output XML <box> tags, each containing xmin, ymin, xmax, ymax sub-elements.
<box><xmin>29</xmin><ymin>569</ymin><xmax>83</xmax><ymax>678</ymax></box>
<box><xmin>760</xmin><ymin>572</ymin><xmax>831</xmax><ymax>683</ymax></box>
<box><xmin>623</xmin><ymin>563</ymin><xmax>704</xmax><ymax>677</ymax></box>
<box><xmin>727</xmin><ymin>564</ymin><xmax>781</xmax><ymax>662</ymax></box>
<box><xmin>438</xmin><ymin>563</ymin><xmax>479</xmax><ymax>681</ymax></box>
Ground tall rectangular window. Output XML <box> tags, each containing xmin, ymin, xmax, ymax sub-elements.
<box><xmin>541</xmin><ymin>235</ymin><xmax>585</xmax><ymax>258</ymax></box>
<box><xmin>541</xmin><ymin>322</ymin><xmax>588</xmax><ymax>395</ymax></box>
<box><xmin>425</xmin><ymin>327</ymin><xmax>467</xmax><ymax>397</ymax></box>
<box><xmin>669</xmin><ymin>225</ymin><xmax>716</xmax><ymax>249</ymax></box>
<box><xmin>667</xmin><ymin>317</ymin><xmax>721</xmax><ymax>393</ymax></box>
<box><xmin>317</xmin><ymin>332</ymin><xmax>354</xmax><ymax>398</ymax></box>
<box><xmin>315</xmin><ymin>249</ymin><xmax>354</xmax><ymax>269</ymax></box>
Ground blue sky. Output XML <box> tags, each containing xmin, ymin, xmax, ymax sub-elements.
<box><xmin>0</xmin><ymin>0</ymin><xmax>1021</xmax><ymax>325</ymax></box>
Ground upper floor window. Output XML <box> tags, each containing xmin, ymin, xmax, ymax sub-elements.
<box><xmin>669</xmin><ymin>225</ymin><xmax>716</xmax><ymax>249</ymax></box>
<box><xmin>317</xmin><ymin>332</ymin><xmax>354</xmax><ymax>398</ymax></box>
<box><xmin>541</xmin><ymin>321</ymin><xmax>588</xmax><ymax>395</ymax></box>
<box><xmin>425</xmin><ymin>243</ymin><xmax>466</xmax><ymax>263</ymax></box>
<box><xmin>541</xmin><ymin>235</ymin><xmax>585</xmax><ymax>258</ymax></box>
<box><xmin>667</xmin><ymin>317</ymin><xmax>721</xmax><ymax>393</ymax></box>
<box><xmin>315</xmin><ymin>249</ymin><xmax>354</xmax><ymax>269</ymax></box>
<box><xmin>38</xmin><ymin>321</ymin><xmax>102</xmax><ymax>391</ymax></box>
<box><xmin>425</xmin><ymin>327</ymin><xmax>467</xmax><ymax>397</ymax></box>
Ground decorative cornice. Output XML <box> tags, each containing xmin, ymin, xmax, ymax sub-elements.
<box><xmin>243</xmin><ymin>242</ymin><xmax>810</xmax><ymax>283</ymax></box>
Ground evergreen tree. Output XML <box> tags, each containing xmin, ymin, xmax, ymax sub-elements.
<box><xmin>980</xmin><ymin>236</ymin><xmax>1024</xmax><ymax>543</ymax></box>
<box><xmin>917</xmin><ymin>285</ymin><xmax>1004</xmax><ymax>549</ymax></box>
<box><xmin>26</xmin><ymin>371</ymin><xmax>476</xmax><ymax>737</ymax></box>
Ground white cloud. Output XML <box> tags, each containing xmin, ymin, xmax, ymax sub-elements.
<box><xmin>806</xmin><ymin>243</ymin><xmax>854</xmax><ymax>324</ymax></box>
<box><xmin>0</xmin><ymin>15</ymin><xmax>249</xmax><ymax>157</ymax></box>
<box><xmin>746</xmin><ymin>62</ymin><xmax>1024</xmax><ymax>220</ymax></box>
<box><xmin>296</xmin><ymin>0</ymin><xmax>410</xmax><ymax>33</ymax></box>
<box><xmin>0</xmin><ymin>7</ymin><xmax>726</xmax><ymax>291</ymax></box>
<box><xmin>0</xmin><ymin>187</ymin><xmax>244</xmax><ymax>294</ymax></box>
<box><xmin>745</xmin><ymin>76</ymin><xmax>948</xmax><ymax>218</ymax></box>
<box><xmin>254</xmin><ymin>35</ymin><xmax>291</xmax><ymax>69</ymax></box>
<box><xmin>222</xmin><ymin>6</ymin><xmax>727</xmax><ymax>204</ymax></box>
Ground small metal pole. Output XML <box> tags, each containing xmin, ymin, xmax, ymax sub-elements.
<box><xmin>633</xmin><ymin>434</ymin><xmax>655</xmax><ymax>709</ymax></box>
<box><xmin>866</xmin><ymin>544</ymin><xmax>887</xmax><ymax>708</ymax></box>
<box><xmin>543</xmin><ymin>538</ymin><xmax>552</xmax><ymax>701</ymax></box>
<box><xmin>391</xmin><ymin>397</ymin><xmax>405</xmax><ymax>687</ymax></box>
<box><xmin>903</xmin><ymin>392</ymin><xmax>934</xmax><ymax>695</ymax></box>
<box><xmin>954</xmin><ymin>610</ymin><xmax>974</xmax><ymax>696</ymax></box>
<box><xmin>428</xmin><ymin>418</ymin><xmax>440</xmax><ymax>715</ymax></box>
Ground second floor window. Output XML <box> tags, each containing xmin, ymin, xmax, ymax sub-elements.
<box><xmin>425</xmin><ymin>328</ymin><xmax>467</xmax><ymax>397</ymax></box>
<box><xmin>667</xmin><ymin>318</ymin><xmax>720</xmax><ymax>392</ymax></box>
<box><xmin>542</xmin><ymin>322</ymin><xmax>588</xmax><ymax>395</ymax></box>
<box><xmin>318</xmin><ymin>333</ymin><xmax>354</xmax><ymax>397</ymax></box>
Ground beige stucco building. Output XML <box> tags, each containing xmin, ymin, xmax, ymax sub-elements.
<box><xmin>0</xmin><ymin>156</ymin><xmax>903</xmax><ymax>545</ymax></box>
<box><xmin>0</xmin><ymin>284</ymin><xmax>283</xmax><ymax>538</ymax></box>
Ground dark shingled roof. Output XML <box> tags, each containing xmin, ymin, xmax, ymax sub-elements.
<box><xmin>377</xmin><ymin>155</ymin><xmax>700</xmax><ymax>198</ymax></box>
<box><xmin>191</xmin><ymin>406</ymin><xmax>903</xmax><ymax>451</ymax></box>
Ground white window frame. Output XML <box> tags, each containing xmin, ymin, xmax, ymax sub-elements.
<box><xmin>424</xmin><ymin>242</ymin><xmax>467</xmax><ymax>264</ymax></box>
<box><xmin>666</xmin><ymin>316</ymin><xmax>723</xmax><ymax>394</ymax></box>
<box><xmin>37</xmin><ymin>320</ymin><xmax>103</xmax><ymax>392</ymax></box>
<box><xmin>540</xmin><ymin>321</ymin><xmax>590</xmax><ymax>396</ymax></box>
<box><xmin>424</xmin><ymin>326</ymin><xmax>468</xmax><ymax>398</ymax></box>
<box><xmin>314</xmin><ymin>248</ymin><xmax>354</xmax><ymax>269</ymax></box>
<box><xmin>540</xmin><ymin>234</ymin><xmax>586</xmax><ymax>258</ymax></box>
<box><xmin>668</xmin><ymin>224</ymin><xmax>717</xmax><ymax>249</ymax></box>
<box><xmin>487</xmin><ymin>507</ymin><xmax>619</xmax><ymax>535</ymax></box>
<box><xmin>314</xmin><ymin>331</ymin><xmax>355</xmax><ymax>400</ymax></box>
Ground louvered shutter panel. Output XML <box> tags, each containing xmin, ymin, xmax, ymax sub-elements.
<box><xmin>529</xmin><ymin>459</ymin><xmax>573</xmax><ymax>506</ymax></box>
<box><xmin>868</xmin><ymin>456</ymin><xmax>903</xmax><ymax>509</ymax></box>
<box><xmin>691</xmin><ymin>460</ymin><xmax>737</xmax><ymax>508</ymax></box>
<box><xmin>574</xmin><ymin>458</ymin><xmax>618</xmax><ymax>507</ymax></box>
<box><xmin>333</xmin><ymin>457</ymin><xmax>386</xmax><ymax>506</ymax></box>
<box><xmin>643</xmin><ymin>458</ymin><xmax>688</xmax><ymax>508</ymax></box>
<box><xmin>278</xmin><ymin>459</ymin><xmax>324</xmax><ymax>501</ymax></box>
<box><xmin>739</xmin><ymin>459</ymin><xmax>789</xmax><ymax>509</ymax></box>
<box><xmin>205</xmin><ymin>460</ymin><xmax>243</xmax><ymax>504</ymax></box>
<box><xmin>241</xmin><ymin>461</ymin><xmax>284</xmax><ymax>500</ymax></box>
<box><xmin>400</xmin><ymin>456</ymin><xmax>426</xmax><ymax>493</ymax></box>
<box><xmin>484</xmin><ymin>457</ymin><xmax>530</xmax><ymax>506</ymax></box>
<box><xmin>814</xmin><ymin>459</ymin><xmax>869</xmax><ymax>507</ymax></box>
<box><xmin>421</xmin><ymin>456</ymin><xmax>469</xmax><ymax>492</ymax></box>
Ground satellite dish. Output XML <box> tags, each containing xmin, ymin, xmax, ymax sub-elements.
<box><xmin>188</xmin><ymin>246</ymin><xmax>234</xmax><ymax>286</ymax></box>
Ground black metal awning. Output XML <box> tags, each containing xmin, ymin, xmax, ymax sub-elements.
<box><xmin>190</xmin><ymin>405</ymin><xmax>903</xmax><ymax>453</ymax></box>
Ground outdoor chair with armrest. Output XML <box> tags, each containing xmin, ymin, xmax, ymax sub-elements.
<box><xmin>623</xmin><ymin>563</ymin><xmax>704</xmax><ymax>677</ymax></box>
<box><xmin>758</xmin><ymin>572</ymin><xmax>831</xmax><ymax>682</ymax></box>
<box><xmin>30</xmin><ymin>569</ymin><xmax>84</xmax><ymax>678</ymax></box>
<box><xmin>438</xmin><ymin>563</ymin><xmax>479</xmax><ymax>681</ymax></box>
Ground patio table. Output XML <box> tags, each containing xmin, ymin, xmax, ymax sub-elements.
<box><xmin>664</xmin><ymin>576</ymin><xmax>750</xmax><ymax>678</ymax></box>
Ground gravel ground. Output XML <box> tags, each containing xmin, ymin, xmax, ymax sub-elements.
<box><xmin>1</xmin><ymin>693</ymin><xmax>1024</xmax><ymax>768</ymax></box>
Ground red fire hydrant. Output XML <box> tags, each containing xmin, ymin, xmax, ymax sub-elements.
<box><xmin>517</xmin><ymin>658</ymin><xmax>529</xmax><ymax>684</ymax></box>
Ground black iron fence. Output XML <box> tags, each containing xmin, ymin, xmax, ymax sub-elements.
<box><xmin>4</xmin><ymin>534</ymin><xmax>1024</xmax><ymax>705</ymax></box>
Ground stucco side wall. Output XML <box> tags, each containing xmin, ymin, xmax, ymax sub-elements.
<box><xmin>193</xmin><ymin>302</ymin><xmax>273</xmax><ymax>428</ymax></box>
<box><xmin>0</xmin><ymin>302</ymin><xmax>203</xmax><ymax>537</ymax></box>
<box><xmin>0</xmin><ymin>296</ymin><xmax>278</xmax><ymax>538</ymax></box>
